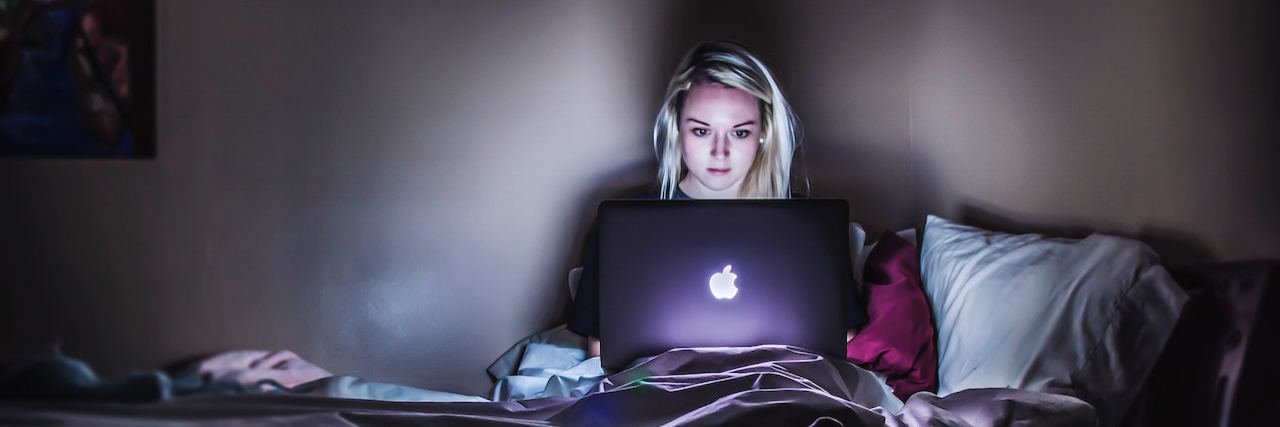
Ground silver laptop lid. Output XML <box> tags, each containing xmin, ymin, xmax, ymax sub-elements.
<box><xmin>597</xmin><ymin>199</ymin><xmax>851</xmax><ymax>372</ymax></box>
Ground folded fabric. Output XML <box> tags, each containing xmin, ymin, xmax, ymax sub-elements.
<box><xmin>496</xmin><ymin>356</ymin><xmax>604</xmax><ymax>401</ymax></box>
<box><xmin>292</xmin><ymin>375</ymin><xmax>488</xmax><ymax>402</ymax></box>
<box><xmin>0</xmin><ymin>351</ymin><xmax>258</xmax><ymax>402</ymax></box>
<box><xmin>847</xmin><ymin>230</ymin><xmax>938</xmax><ymax>401</ymax></box>
<box><xmin>489</xmin><ymin>327</ymin><xmax>606</xmax><ymax>401</ymax></box>
<box><xmin>193</xmin><ymin>350</ymin><xmax>332</xmax><ymax>389</ymax></box>
<box><xmin>180</xmin><ymin>326</ymin><xmax>601</xmax><ymax>404</ymax></box>
<box><xmin>552</xmin><ymin>345</ymin><xmax>905</xmax><ymax>425</ymax></box>
<box><xmin>516</xmin><ymin>343</ymin><xmax>586</xmax><ymax>377</ymax></box>
<box><xmin>883</xmin><ymin>388</ymin><xmax>1096</xmax><ymax>427</ymax></box>
<box><xmin>185</xmin><ymin>350</ymin><xmax>491</xmax><ymax>402</ymax></box>
<box><xmin>3</xmin><ymin>346</ymin><xmax>1096</xmax><ymax>426</ymax></box>
<box><xmin>487</xmin><ymin>324</ymin><xmax>587</xmax><ymax>381</ymax></box>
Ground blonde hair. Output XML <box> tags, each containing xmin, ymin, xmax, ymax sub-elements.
<box><xmin>653</xmin><ymin>41</ymin><xmax>801</xmax><ymax>199</ymax></box>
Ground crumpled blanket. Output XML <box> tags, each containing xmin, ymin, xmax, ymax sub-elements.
<box><xmin>292</xmin><ymin>375</ymin><xmax>490</xmax><ymax>403</ymax></box>
<box><xmin>550</xmin><ymin>344</ymin><xmax>901</xmax><ymax>426</ymax></box>
<box><xmin>192</xmin><ymin>350</ymin><xmax>489</xmax><ymax>402</ymax></box>
<box><xmin>0</xmin><ymin>325</ymin><xmax>602</xmax><ymax>405</ymax></box>
<box><xmin>885</xmin><ymin>388</ymin><xmax>1098</xmax><ymax>427</ymax></box>
<box><xmin>0</xmin><ymin>351</ymin><xmax>263</xmax><ymax>402</ymax></box>
<box><xmin>194</xmin><ymin>350</ymin><xmax>332</xmax><ymax>389</ymax></box>
<box><xmin>195</xmin><ymin>324</ymin><xmax>606</xmax><ymax>402</ymax></box>
<box><xmin>168</xmin><ymin>324</ymin><xmax>602</xmax><ymax>403</ymax></box>
<box><xmin>0</xmin><ymin>345</ymin><xmax>1096</xmax><ymax>426</ymax></box>
<box><xmin>486</xmin><ymin>324</ymin><xmax>606</xmax><ymax>401</ymax></box>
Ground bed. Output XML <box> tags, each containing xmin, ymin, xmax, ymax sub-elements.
<box><xmin>0</xmin><ymin>345</ymin><xmax>1097</xmax><ymax>426</ymax></box>
<box><xmin>1</xmin><ymin>217</ymin><xmax>1275</xmax><ymax>426</ymax></box>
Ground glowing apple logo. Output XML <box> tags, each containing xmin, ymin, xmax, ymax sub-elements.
<box><xmin>709</xmin><ymin>265</ymin><xmax>739</xmax><ymax>300</ymax></box>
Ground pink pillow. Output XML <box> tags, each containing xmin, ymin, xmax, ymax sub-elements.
<box><xmin>846</xmin><ymin>231</ymin><xmax>938</xmax><ymax>401</ymax></box>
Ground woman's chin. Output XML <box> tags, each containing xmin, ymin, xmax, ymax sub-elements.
<box><xmin>688</xmin><ymin>177</ymin><xmax>743</xmax><ymax>196</ymax></box>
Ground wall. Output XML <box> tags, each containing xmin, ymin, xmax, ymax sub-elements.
<box><xmin>0</xmin><ymin>0</ymin><xmax>669</xmax><ymax>396</ymax></box>
<box><xmin>781</xmin><ymin>1</ymin><xmax>919</xmax><ymax>233</ymax></box>
<box><xmin>909</xmin><ymin>0</ymin><xmax>1280</xmax><ymax>262</ymax></box>
<box><xmin>1</xmin><ymin>0</ymin><xmax>1274</xmax><ymax>396</ymax></box>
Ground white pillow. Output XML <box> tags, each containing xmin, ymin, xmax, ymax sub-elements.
<box><xmin>920</xmin><ymin>215</ymin><xmax>1186</xmax><ymax>427</ymax></box>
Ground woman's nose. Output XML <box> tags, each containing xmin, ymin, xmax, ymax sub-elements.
<box><xmin>711</xmin><ymin>132</ymin><xmax>729</xmax><ymax>158</ymax></box>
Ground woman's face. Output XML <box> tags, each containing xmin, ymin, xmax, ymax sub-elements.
<box><xmin>678</xmin><ymin>82</ymin><xmax>762</xmax><ymax>198</ymax></box>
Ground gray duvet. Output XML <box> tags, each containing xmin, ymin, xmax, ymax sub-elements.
<box><xmin>0</xmin><ymin>345</ymin><xmax>1096</xmax><ymax>426</ymax></box>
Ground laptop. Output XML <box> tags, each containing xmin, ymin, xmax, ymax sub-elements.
<box><xmin>596</xmin><ymin>199</ymin><xmax>852</xmax><ymax>372</ymax></box>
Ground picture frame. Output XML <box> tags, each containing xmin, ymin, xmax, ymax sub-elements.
<box><xmin>1</xmin><ymin>0</ymin><xmax>155</xmax><ymax>158</ymax></box>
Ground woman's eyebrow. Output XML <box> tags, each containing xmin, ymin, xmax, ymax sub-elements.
<box><xmin>683</xmin><ymin>118</ymin><xmax>756</xmax><ymax>127</ymax></box>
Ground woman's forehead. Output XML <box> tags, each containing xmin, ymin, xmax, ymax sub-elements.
<box><xmin>682</xmin><ymin>82</ymin><xmax>761</xmax><ymax>124</ymax></box>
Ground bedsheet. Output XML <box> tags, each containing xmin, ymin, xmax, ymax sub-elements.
<box><xmin>487</xmin><ymin>324</ymin><xmax>606</xmax><ymax>401</ymax></box>
<box><xmin>1</xmin><ymin>345</ymin><xmax>1095</xmax><ymax>426</ymax></box>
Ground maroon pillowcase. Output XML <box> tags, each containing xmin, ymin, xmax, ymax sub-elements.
<box><xmin>846</xmin><ymin>230</ymin><xmax>938</xmax><ymax>401</ymax></box>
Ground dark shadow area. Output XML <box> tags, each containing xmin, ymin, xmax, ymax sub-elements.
<box><xmin>657</xmin><ymin>0</ymin><xmax>791</xmax><ymax>89</ymax></box>
<box><xmin>958</xmin><ymin>203</ymin><xmax>1216</xmax><ymax>265</ymax></box>
<box><xmin>1230</xmin><ymin>263</ymin><xmax>1280</xmax><ymax>425</ymax></box>
<box><xmin>1124</xmin><ymin>262</ymin><xmax>1279</xmax><ymax>426</ymax></box>
<box><xmin>547</xmin><ymin>159</ymin><xmax>658</xmax><ymax>325</ymax></box>
<box><xmin>1239</xmin><ymin>0</ymin><xmax>1280</xmax><ymax>237</ymax></box>
<box><xmin>805</xmin><ymin>141</ymin><xmax>919</xmax><ymax>237</ymax></box>
<box><xmin>160</xmin><ymin>352</ymin><xmax>219</xmax><ymax>374</ymax></box>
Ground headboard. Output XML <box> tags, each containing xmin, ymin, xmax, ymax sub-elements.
<box><xmin>1123</xmin><ymin>261</ymin><xmax>1278</xmax><ymax>426</ymax></box>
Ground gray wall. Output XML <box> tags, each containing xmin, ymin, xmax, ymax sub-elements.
<box><xmin>1</xmin><ymin>0</ymin><xmax>670</xmax><ymax>396</ymax></box>
<box><xmin>782</xmin><ymin>1</ymin><xmax>919</xmax><ymax>232</ymax></box>
<box><xmin>1</xmin><ymin>0</ymin><xmax>1274</xmax><ymax>395</ymax></box>
<box><xmin>909</xmin><ymin>0</ymin><xmax>1280</xmax><ymax>262</ymax></box>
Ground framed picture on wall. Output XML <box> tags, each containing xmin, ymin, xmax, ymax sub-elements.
<box><xmin>0</xmin><ymin>0</ymin><xmax>155</xmax><ymax>158</ymax></box>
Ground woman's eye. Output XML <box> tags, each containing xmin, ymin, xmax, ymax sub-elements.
<box><xmin>733</xmin><ymin>130</ymin><xmax>751</xmax><ymax>139</ymax></box>
<box><xmin>691</xmin><ymin>128</ymin><xmax>709</xmax><ymax>137</ymax></box>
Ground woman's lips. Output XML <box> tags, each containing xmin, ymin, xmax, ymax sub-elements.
<box><xmin>707</xmin><ymin>168</ymin><xmax>731</xmax><ymax>176</ymax></box>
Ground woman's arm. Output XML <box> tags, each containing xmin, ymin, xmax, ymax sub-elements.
<box><xmin>568</xmin><ymin>225</ymin><xmax>602</xmax><ymax>352</ymax></box>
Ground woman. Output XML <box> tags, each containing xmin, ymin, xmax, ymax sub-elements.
<box><xmin>569</xmin><ymin>41</ymin><xmax>867</xmax><ymax>357</ymax></box>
